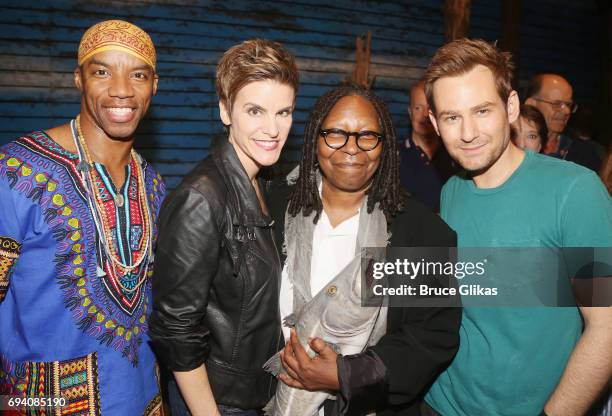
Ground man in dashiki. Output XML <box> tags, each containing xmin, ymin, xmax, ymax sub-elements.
<box><xmin>0</xmin><ymin>20</ymin><xmax>165</xmax><ymax>415</ymax></box>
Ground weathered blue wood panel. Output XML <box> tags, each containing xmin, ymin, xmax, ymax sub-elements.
<box><xmin>0</xmin><ymin>0</ymin><xmax>446</xmax><ymax>186</ymax></box>
<box><xmin>0</xmin><ymin>0</ymin><xmax>604</xmax><ymax>187</ymax></box>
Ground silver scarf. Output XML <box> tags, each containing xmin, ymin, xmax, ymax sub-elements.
<box><xmin>283</xmin><ymin>167</ymin><xmax>389</xmax><ymax>349</ymax></box>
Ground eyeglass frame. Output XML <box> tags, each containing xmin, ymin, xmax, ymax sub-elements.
<box><xmin>532</xmin><ymin>97</ymin><xmax>578</xmax><ymax>114</ymax></box>
<box><xmin>319</xmin><ymin>128</ymin><xmax>383</xmax><ymax>151</ymax></box>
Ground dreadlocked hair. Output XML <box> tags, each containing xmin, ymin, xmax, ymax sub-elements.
<box><xmin>287</xmin><ymin>84</ymin><xmax>405</xmax><ymax>224</ymax></box>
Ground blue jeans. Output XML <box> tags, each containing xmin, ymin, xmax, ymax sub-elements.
<box><xmin>167</xmin><ymin>378</ymin><xmax>261</xmax><ymax>416</ymax></box>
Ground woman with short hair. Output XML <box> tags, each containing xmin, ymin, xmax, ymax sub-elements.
<box><xmin>150</xmin><ymin>38</ymin><xmax>299</xmax><ymax>416</ymax></box>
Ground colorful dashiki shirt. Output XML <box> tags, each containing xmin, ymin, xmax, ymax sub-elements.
<box><xmin>0</xmin><ymin>131</ymin><xmax>166</xmax><ymax>415</ymax></box>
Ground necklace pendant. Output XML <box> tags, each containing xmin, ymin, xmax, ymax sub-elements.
<box><xmin>116</xmin><ymin>194</ymin><xmax>125</xmax><ymax>207</ymax></box>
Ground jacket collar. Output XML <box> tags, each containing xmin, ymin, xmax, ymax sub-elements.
<box><xmin>212</xmin><ymin>137</ymin><xmax>271</xmax><ymax>227</ymax></box>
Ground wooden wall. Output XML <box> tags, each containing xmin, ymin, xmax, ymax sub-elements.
<box><xmin>0</xmin><ymin>0</ymin><xmax>605</xmax><ymax>188</ymax></box>
<box><xmin>470</xmin><ymin>0</ymin><xmax>602</xmax><ymax>103</ymax></box>
<box><xmin>0</xmin><ymin>0</ymin><xmax>445</xmax><ymax>188</ymax></box>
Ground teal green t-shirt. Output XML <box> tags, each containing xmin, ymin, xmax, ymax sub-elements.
<box><xmin>425</xmin><ymin>150</ymin><xmax>612</xmax><ymax>416</ymax></box>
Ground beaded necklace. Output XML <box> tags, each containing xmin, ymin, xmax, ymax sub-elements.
<box><xmin>70</xmin><ymin>116</ymin><xmax>152</xmax><ymax>293</ymax></box>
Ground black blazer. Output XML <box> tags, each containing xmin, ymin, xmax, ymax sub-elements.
<box><xmin>267</xmin><ymin>180</ymin><xmax>461</xmax><ymax>416</ymax></box>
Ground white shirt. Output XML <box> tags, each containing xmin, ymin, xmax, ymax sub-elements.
<box><xmin>279</xmin><ymin>209</ymin><xmax>360</xmax><ymax>341</ymax></box>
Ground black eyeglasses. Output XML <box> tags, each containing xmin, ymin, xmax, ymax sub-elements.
<box><xmin>319</xmin><ymin>128</ymin><xmax>383</xmax><ymax>151</ymax></box>
<box><xmin>532</xmin><ymin>98</ymin><xmax>578</xmax><ymax>114</ymax></box>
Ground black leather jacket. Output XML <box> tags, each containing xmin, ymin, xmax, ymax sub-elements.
<box><xmin>149</xmin><ymin>138</ymin><xmax>282</xmax><ymax>409</ymax></box>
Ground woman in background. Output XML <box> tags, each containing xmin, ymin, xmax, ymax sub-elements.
<box><xmin>513</xmin><ymin>104</ymin><xmax>548</xmax><ymax>153</ymax></box>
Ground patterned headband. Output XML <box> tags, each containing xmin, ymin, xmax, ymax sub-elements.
<box><xmin>78</xmin><ymin>20</ymin><xmax>156</xmax><ymax>71</ymax></box>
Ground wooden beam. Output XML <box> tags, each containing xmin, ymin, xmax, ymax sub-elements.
<box><xmin>500</xmin><ymin>0</ymin><xmax>522</xmax><ymax>81</ymax></box>
<box><xmin>443</xmin><ymin>0</ymin><xmax>472</xmax><ymax>43</ymax></box>
<box><xmin>350</xmin><ymin>31</ymin><xmax>375</xmax><ymax>90</ymax></box>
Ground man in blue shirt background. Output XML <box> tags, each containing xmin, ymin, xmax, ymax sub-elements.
<box><xmin>399</xmin><ymin>80</ymin><xmax>457</xmax><ymax>212</ymax></box>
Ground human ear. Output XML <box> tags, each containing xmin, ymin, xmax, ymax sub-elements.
<box><xmin>152</xmin><ymin>73</ymin><xmax>159</xmax><ymax>95</ymax></box>
<box><xmin>507</xmin><ymin>90</ymin><xmax>520</xmax><ymax>124</ymax></box>
<box><xmin>74</xmin><ymin>67</ymin><xmax>83</xmax><ymax>92</ymax></box>
<box><xmin>219</xmin><ymin>100</ymin><xmax>231</xmax><ymax>126</ymax></box>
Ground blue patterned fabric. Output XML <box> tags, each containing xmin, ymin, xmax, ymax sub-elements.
<box><xmin>0</xmin><ymin>131</ymin><xmax>166</xmax><ymax>415</ymax></box>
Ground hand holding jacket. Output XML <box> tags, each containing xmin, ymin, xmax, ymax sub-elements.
<box><xmin>279</xmin><ymin>329</ymin><xmax>340</xmax><ymax>391</ymax></box>
<box><xmin>268</xmin><ymin>179</ymin><xmax>461</xmax><ymax>416</ymax></box>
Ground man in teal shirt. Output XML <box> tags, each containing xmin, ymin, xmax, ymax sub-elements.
<box><xmin>422</xmin><ymin>38</ymin><xmax>612</xmax><ymax>416</ymax></box>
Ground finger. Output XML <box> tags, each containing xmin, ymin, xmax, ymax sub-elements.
<box><xmin>289</xmin><ymin>328</ymin><xmax>299</xmax><ymax>349</ymax></box>
<box><xmin>290</xmin><ymin>329</ymin><xmax>312</xmax><ymax>364</ymax></box>
<box><xmin>280</xmin><ymin>347</ymin><xmax>302</xmax><ymax>380</ymax></box>
<box><xmin>312</xmin><ymin>338</ymin><xmax>337</xmax><ymax>360</ymax></box>
<box><xmin>282</xmin><ymin>362</ymin><xmax>302</xmax><ymax>381</ymax></box>
<box><xmin>309</xmin><ymin>337</ymin><xmax>328</xmax><ymax>354</ymax></box>
<box><xmin>280</xmin><ymin>340</ymin><xmax>295</xmax><ymax>369</ymax></box>
<box><xmin>283</xmin><ymin>340</ymin><xmax>294</xmax><ymax>358</ymax></box>
<box><xmin>282</xmin><ymin>343</ymin><xmax>301</xmax><ymax>374</ymax></box>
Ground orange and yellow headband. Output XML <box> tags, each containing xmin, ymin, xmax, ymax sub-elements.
<box><xmin>78</xmin><ymin>20</ymin><xmax>156</xmax><ymax>71</ymax></box>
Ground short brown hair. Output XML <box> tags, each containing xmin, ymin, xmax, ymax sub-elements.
<box><xmin>424</xmin><ymin>38</ymin><xmax>514</xmax><ymax>114</ymax></box>
<box><xmin>215</xmin><ymin>38</ymin><xmax>299</xmax><ymax>111</ymax></box>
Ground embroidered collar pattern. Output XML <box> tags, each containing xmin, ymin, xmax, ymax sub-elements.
<box><xmin>0</xmin><ymin>131</ymin><xmax>165</xmax><ymax>366</ymax></box>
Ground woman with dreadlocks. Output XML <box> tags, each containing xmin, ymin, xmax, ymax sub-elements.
<box><xmin>267</xmin><ymin>84</ymin><xmax>461</xmax><ymax>415</ymax></box>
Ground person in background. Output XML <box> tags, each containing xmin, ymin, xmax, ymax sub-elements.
<box><xmin>400</xmin><ymin>80</ymin><xmax>457</xmax><ymax>212</ymax></box>
<box><xmin>525</xmin><ymin>73</ymin><xmax>602</xmax><ymax>171</ymax></box>
<box><xmin>149</xmin><ymin>39</ymin><xmax>299</xmax><ymax>416</ymax></box>
<box><xmin>0</xmin><ymin>20</ymin><xmax>164</xmax><ymax>415</ymax></box>
<box><xmin>568</xmin><ymin>106</ymin><xmax>606</xmax><ymax>160</ymax></box>
<box><xmin>513</xmin><ymin>104</ymin><xmax>548</xmax><ymax>153</ymax></box>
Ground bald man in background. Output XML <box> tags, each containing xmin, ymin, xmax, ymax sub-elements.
<box><xmin>400</xmin><ymin>80</ymin><xmax>457</xmax><ymax>212</ymax></box>
<box><xmin>525</xmin><ymin>73</ymin><xmax>602</xmax><ymax>172</ymax></box>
